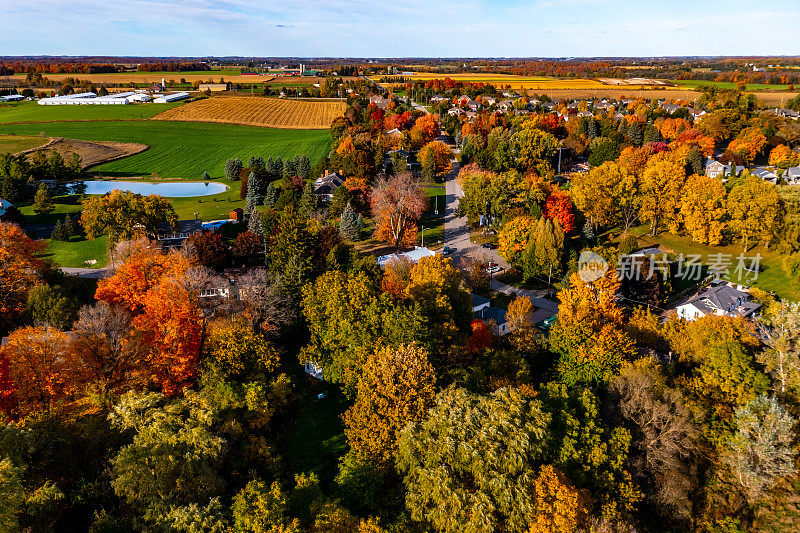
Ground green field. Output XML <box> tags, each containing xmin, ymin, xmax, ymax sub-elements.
<box><xmin>0</xmin><ymin>101</ymin><xmax>182</xmax><ymax>123</ymax></box>
<box><xmin>0</xmin><ymin>133</ymin><xmax>49</xmax><ymax>153</ymax></box>
<box><xmin>0</xmin><ymin>119</ymin><xmax>332</xmax><ymax>179</ymax></box>
<box><xmin>673</xmin><ymin>79</ymin><xmax>794</xmax><ymax>92</ymax></box>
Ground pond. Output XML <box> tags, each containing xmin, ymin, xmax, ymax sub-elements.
<box><xmin>78</xmin><ymin>180</ymin><xmax>228</xmax><ymax>197</ymax></box>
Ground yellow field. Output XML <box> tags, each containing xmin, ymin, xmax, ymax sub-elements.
<box><xmin>151</xmin><ymin>96</ymin><xmax>346</xmax><ymax>129</ymax></box>
<box><xmin>371</xmin><ymin>73</ymin><xmax>666</xmax><ymax>90</ymax></box>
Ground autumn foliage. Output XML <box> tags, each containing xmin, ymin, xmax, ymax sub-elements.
<box><xmin>0</xmin><ymin>222</ymin><xmax>45</xmax><ymax>329</ymax></box>
<box><xmin>543</xmin><ymin>190</ymin><xmax>576</xmax><ymax>234</ymax></box>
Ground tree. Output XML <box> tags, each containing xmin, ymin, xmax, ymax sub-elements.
<box><xmin>339</xmin><ymin>202</ymin><xmax>362</xmax><ymax>241</ymax></box>
<box><xmin>529</xmin><ymin>465</ymin><xmax>591</xmax><ymax>533</ymax></box>
<box><xmin>205</xmin><ymin>316</ymin><xmax>279</xmax><ymax>380</ymax></box>
<box><xmin>297</xmin><ymin>181</ymin><xmax>317</xmax><ymax>219</ymax></box>
<box><xmin>397</xmin><ymin>386</ymin><xmax>550</xmax><ymax>533</ymax></box>
<box><xmin>696</xmin><ymin>340</ymin><xmax>769</xmax><ymax>408</ymax></box>
<box><xmin>0</xmin><ymin>222</ymin><xmax>45</xmax><ymax>330</ymax></box>
<box><xmin>370</xmin><ymin>173</ymin><xmax>427</xmax><ymax>249</ymax></box>
<box><xmin>418</xmin><ymin>141</ymin><xmax>453</xmax><ymax>176</ymax></box>
<box><xmin>0</xmin><ymin>325</ymin><xmax>71</xmax><ymax>415</ymax></box>
<box><xmin>727</xmin><ymin>174</ymin><xmax>780</xmax><ymax>251</ymax></box>
<box><xmin>679</xmin><ymin>173</ymin><xmax>727</xmax><ymax>245</ymax></box>
<box><xmin>232</xmin><ymin>479</ymin><xmax>301</xmax><ymax>533</ymax></box>
<box><xmin>0</xmin><ymin>457</ymin><xmax>25</xmax><ymax>531</ymax></box>
<box><xmin>758</xmin><ymin>302</ymin><xmax>800</xmax><ymax>393</ymax></box>
<box><xmin>25</xmin><ymin>284</ymin><xmax>77</xmax><ymax>329</ymax></box>
<box><xmin>109</xmin><ymin>390</ymin><xmax>225</xmax><ymax>513</ymax></box>
<box><xmin>523</xmin><ymin>217</ymin><xmax>565</xmax><ymax>282</ymax></box>
<box><xmin>263</xmin><ymin>181</ymin><xmax>279</xmax><ymax>208</ymax></box>
<box><xmin>727</xmin><ymin>127</ymin><xmax>767</xmax><ymax>164</ymax></box>
<box><xmin>232</xmin><ymin>231</ymin><xmax>262</xmax><ymax>266</ymax></box>
<box><xmin>408</xmin><ymin>114</ymin><xmax>440</xmax><ymax>149</ymax></box>
<box><xmin>721</xmin><ymin>395</ymin><xmax>797</xmax><ymax>504</ymax></box>
<box><xmin>570</xmin><ymin>162</ymin><xmax>638</xmax><ymax>233</ymax></box>
<box><xmin>225</xmin><ymin>158</ymin><xmax>243</xmax><ymax>181</ymax></box>
<box><xmin>640</xmin><ymin>154</ymin><xmax>686</xmax><ymax>235</ymax></box>
<box><xmin>498</xmin><ymin>215</ymin><xmax>536</xmax><ymax>266</ymax></box>
<box><xmin>268</xmin><ymin>207</ymin><xmax>314</xmax><ymax>290</ymax></box>
<box><xmin>542</xmin><ymin>190</ymin><xmax>576</xmax><ymax>234</ymax></box>
<box><xmin>342</xmin><ymin>344</ymin><xmax>436</xmax><ymax>465</ymax></box>
<box><xmin>769</xmin><ymin>144</ymin><xmax>799</xmax><ymax>169</ymax></box>
<box><xmin>32</xmin><ymin>184</ymin><xmax>53</xmax><ymax>216</ymax></box>
<box><xmin>184</xmin><ymin>231</ymin><xmax>228</xmax><ymax>269</ymax></box>
<box><xmin>550</xmin><ymin>271</ymin><xmax>635</xmax><ymax>386</ymax></box>
<box><xmin>588</xmin><ymin>139</ymin><xmax>621</xmax><ymax>167</ymax></box>
<box><xmin>80</xmin><ymin>191</ymin><xmax>177</xmax><ymax>242</ymax></box>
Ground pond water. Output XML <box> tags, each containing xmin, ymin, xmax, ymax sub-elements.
<box><xmin>79</xmin><ymin>180</ymin><xmax>228</xmax><ymax>197</ymax></box>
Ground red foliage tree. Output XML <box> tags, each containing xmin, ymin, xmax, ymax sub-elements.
<box><xmin>467</xmin><ymin>319</ymin><xmax>494</xmax><ymax>354</ymax></box>
<box><xmin>543</xmin><ymin>190</ymin><xmax>576</xmax><ymax>234</ymax></box>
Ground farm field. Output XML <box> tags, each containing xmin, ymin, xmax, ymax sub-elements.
<box><xmin>0</xmin><ymin>120</ymin><xmax>333</xmax><ymax>179</ymax></box>
<box><xmin>372</xmin><ymin>73</ymin><xmax>664</xmax><ymax>90</ymax></box>
<box><xmin>6</xmin><ymin>72</ymin><xmax>290</xmax><ymax>84</ymax></box>
<box><xmin>152</xmin><ymin>96</ymin><xmax>346</xmax><ymax>129</ymax></box>
<box><xmin>674</xmin><ymin>79</ymin><xmax>794</xmax><ymax>91</ymax></box>
<box><xmin>0</xmin><ymin>133</ymin><xmax>49</xmax><ymax>153</ymax></box>
<box><xmin>0</xmin><ymin>100</ymin><xmax>181</xmax><ymax>123</ymax></box>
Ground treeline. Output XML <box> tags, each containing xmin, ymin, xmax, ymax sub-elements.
<box><xmin>0</xmin><ymin>62</ymin><xmax>120</xmax><ymax>75</ymax></box>
<box><xmin>137</xmin><ymin>62</ymin><xmax>211</xmax><ymax>72</ymax></box>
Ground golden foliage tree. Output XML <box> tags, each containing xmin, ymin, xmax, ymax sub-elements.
<box><xmin>679</xmin><ymin>174</ymin><xmax>728</xmax><ymax>245</ymax></box>
<box><xmin>570</xmin><ymin>162</ymin><xmax>639</xmax><ymax>233</ymax></box>
<box><xmin>342</xmin><ymin>344</ymin><xmax>436</xmax><ymax>465</ymax></box>
<box><xmin>640</xmin><ymin>154</ymin><xmax>686</xmax><ymax>236</ymax></box>
<box><xmin>529</xmin><ymin>465</ymin><xmax>591</xmax><ymax>533</ymax></box>
<box><xmin>727</xmin><ymin>173</ymin><xmax>780</xmax><ymax>251</ymax></box>
<box><xmin>418</xmin><ymin>140</ymin><xmax>453</xmax><ymax>176</ymax></box>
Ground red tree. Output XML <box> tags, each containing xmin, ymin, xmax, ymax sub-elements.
<box><xmin>543</xmin><ymin>190</ymin><xmax>576</xmax><ymax>234</ymax></box>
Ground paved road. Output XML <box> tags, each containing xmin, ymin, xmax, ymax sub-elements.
<box><xmin>60</xmin><ymin>267</ymin><xmax>112</xmax><ymax>279</ymax></box>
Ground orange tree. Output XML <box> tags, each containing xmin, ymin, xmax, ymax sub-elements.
<box><xmin>418</xmin><ymin>141</ymin><xmax>453</xmax><ymax>176</ymax></box>
<box><xmin>0</xmin><ymin>222</ymin><xmax>45</xmax><ymax>331</ymax></box>
<box><xmin>370</xmin><ymin>172</ymin><xmax>428</xmax><ymax>249</ymax></box>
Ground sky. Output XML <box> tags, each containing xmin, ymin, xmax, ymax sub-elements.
<box><xmin>2</xmin><ymin>0</ymin><xmax>800</xmax><ymax>58</ymax></box>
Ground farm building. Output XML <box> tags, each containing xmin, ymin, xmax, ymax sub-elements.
<box><xmin>37</xmin><ymin>91</ymin><xmax>152</xmax><ymax>105</ymax></box>
<box><xmin>153</xmin><ymin>92</ymin><xmax>190</xmax><ymax>103</ymax></box>
<box><xmin>0</xmin><ymin>94</ymin><xmax>23</xmax><ymax>102</ymax></box>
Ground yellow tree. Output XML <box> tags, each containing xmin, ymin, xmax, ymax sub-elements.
<box><xmin>529</xmin><ymin>465</ymin><xmax>591</xmax><ymax>533</ymax></box>
<box><xmin>342</xmin><ymin>344</ymin><xmax>436</xmax><ymax>465</ymax></box>
<box><xmin>727</xmin><ymin>127</ymin><xmax>767</xmax><ymax>164</ymax></box>
<box><xmin>498</xmin><ymin>215</ymin><xmax>537</xmax><ymax>266</ymax></box>
<box><xmin>570</xmin><ymin>162</ymin><xmax>639</xmax><ymax>233</ymax></box>
<box><xmin>418</xmin><ymin>141</ymin><xmax>454</xmax><ymax>176</ymax></box>
<box><xmin>640</xmin><ymin>154</ymin><xmax>686</xmax><ymax>236</ymax></box>
<box><xmin>727</xmin><ymin>173</ymin><xmax>780</xmax><ymax>251</ymax></box>
<box><xmin>769</xmin><ymin>144</ymin><xmax>800</xmax><ymax>169</ymax></box>
<box><xmin>679</xmin><ymin>174</ymin><xmax>727</xmax><ymax>245</ymax></box>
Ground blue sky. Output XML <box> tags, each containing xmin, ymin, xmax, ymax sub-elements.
<box><xmin>2</xmin><ymin>0</ymin><xmax>800</xmax><ymax>57</ymax></box>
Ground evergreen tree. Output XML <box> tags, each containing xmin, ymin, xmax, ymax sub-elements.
<box><xmin>246</xmin><ymin>171</ymin><xmax>262</xmax><ymax>205</ymax></box>
<box><xmin>283</xmin><ymin>158</ymin><xmax>297</xmax><ymax>180</ymax></box>
<box><xmin>298</xmin><ymin>155</ymin><xmax>311</xmax><ymax>179</ymax></box>
<box><xmin>63</xmin><ymin>215</ymin><xmax>76</xmax><ymax>238</ymax></box>
<box><xmin>627</xmin><ymin>121</ymin><xmax>644</xmax><ymax>146</ymax></box>
<box><xmin>263</xmin><ymin>182</ymin><xmax>279</xmax><ymax>208</ymax></box>
<box><xmin>224</xmin><ymin>158</ymin><xmax>243</xmax><ymax>181</ymax></box>
<box><xmin>265</xmin><ymin>157</ymin><xmax>277</xmax><ymax>181</ymax></box>
<box><xmin>587</xmin><ymin>118</ymin><xmax>598</xmax><ymax>140</ymax></box>
<box><xmin>687</xmin><ymin>146</ymin><xmax>703</xmax><ymax>175</ymax></box>
<box><xmin>248</xmin><ymin>206</ymin><xmax>263</xmax><ymax>237</ymax></box>
<box><xmin>644</xmin><ymin>124</ymin><xmax>662</xmax><ymax>144</ymax></box>
<box><xmin>273</xmin><ymin>157</ymin><xmax>283</xmax><ymax>180</ymax></box>
<box><xmin>297</xmin><ymin>181</ymin><xmax>316</xmax><ymax>219</ymax></box>
<box><xmin>51</xmin><ymin>219</ymin><xmax>68</xmax><ymax>241</ymax></box>
<box><xmin>340</xmin><ymin>202</ymin><xmax>361</xmax><ymax>241</ymax></box>
<box><xmin>583</xmin><ymin>220</ymin><xmax>595</xmax><ymax>242</ymax></box>
<box><xmin>33</xmin><ymin>183</ymin><xmax>54</xmax><ymax>216</ymax></box>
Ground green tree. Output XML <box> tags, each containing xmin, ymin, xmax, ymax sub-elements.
<box><xmin>523</xmin><ymin>216</ymin><xmax>565</xmax><ymax>281</ymax></box>
<box><xmin>339</xmin><ymin>202</ymin><xmax>361</xmax><ymax>241</ymax></box>
<box><xmin>268</xmin><ymin>207</ymin><xmax>314</xmax><ymax>290</ymax></box>
<box><xmin>33</xmin><ymin>183</ymin><xmax>54</xmax><ymax>216</ymax></box>
<box><xmin>721</xmin><ymin>395</ymin><xmax>798</xmax><ymax>504</ymax></box>
<box><xmin>758</xmin><ymin>302</ymin><xmax>800</xmax><ymax>393</ymax></box>
<box><xmin>225</xmin><ymin>158</ymin><xmax>243</xmax><ymax>181</ymax></box>
<box><xmin>232</xmin><ymin>479</ymin><xmax>301</xmax><ymax>533</ymax></box>
<box><xmin>0</xmin><ymin>457</ymin><xmax>25</xmax><ymax>532</ymax></box>
<box><xmin>264</xmin><ymin>181</ymin><xmax>279</xmax><ymax>208</ymax></box>
<box><xmin>397</xmin><ymin>386</ymin><xmax>550</xmax><ymax>533</ymax></box>
<box><xmin>25</xmin><ymin>284</ymin><xmax>78</xmax><ymax>329</ymax></box>
<box><xmin>297</xmin><ymin>181</ymin><xmax>316</xmax><ymax>219</ymax></box>
<box><xmin>727</xmin><ymin>173</ymin><xmax>781</xmax><ymax>251</ymax></box>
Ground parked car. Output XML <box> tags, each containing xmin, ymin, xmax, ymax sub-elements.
<box><xmin>442</xmin><ymin>245</ymin><xmax>455</xmax><ymax>256</ymax></box>
<box><xmin>481</xmin><ymin>243</ymin><xmax>497</xmax><ymax>249</ymax></box>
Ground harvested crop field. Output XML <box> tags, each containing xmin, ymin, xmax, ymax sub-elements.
<box><xmin>372</xmin><ymin>73</ymin><xmax>670</xmax><ymax>90</ymax></box>
<box><xmin>0</xmin><ymin>134</ymin><xmax>50</xmax><ymax>154</ymax></box>
<box><xmin>5</xmin><ymin>72</ymin><xmax>334</xmax><ymax>85</ymax></box>
<box><xmin>26</xmin><ymin>137</ymin><xmax>149</xmax><ymax>169</ymax></box>
<box><xmin>152</xmin><ymin>96</ymin><xmax>346</xmax><ymax>129</ymax></box>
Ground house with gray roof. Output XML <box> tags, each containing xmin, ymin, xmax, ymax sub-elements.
<box><xmin>676</xmin><ymin>280</ymin><xmax>761</xmax><ymax>321</ymax></box>
<box><xmin>785</xmin><ymin>165</ymin><xmax>800</xmax><ymax>184</ymax></box>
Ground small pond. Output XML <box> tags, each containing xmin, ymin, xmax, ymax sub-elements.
<box><xmin>78</xmin><ymin>180</ymin><xmax>228</xmax><ymax>197</ymax></box>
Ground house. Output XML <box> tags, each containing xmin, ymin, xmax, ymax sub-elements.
<box><xmin>312</xmin><ymin>171</ymin><xmax>345</xmax><ymax>200</ymax></box>
<box><xmin>705</xmin><ymin>158</ymin><xmax>737</xmax><ymax>179</ymax></box>
<box><xmin>376</xmin><ymin>246</ymin><xmax>436</xmax><ymax>268</ymax></box>
<box><xmin>481</xmin><ymin>96</ymin><xmax>497</xmax><ymax>107</ymax></box>
<box><xmin>475</xmin><ymin>305</ymin><xmax>511</xmax><ymax>335</ymax></box>
<box><xmin>447</xmin><ymin>107</ymin><xmax>465</xmax><ymax>117</ymax></box>
<box><xmin>785</xmin><ymin>166</ymin><xmax>800</xmax><ymax>184</ymax></box>
<box><xmin>369</xmin><ymin>95</ymin><xmax>390</xmax><ymax>109</ymax></box>
<box><xmin>157</xmin><ymin>219</ymin><xmax>203</xmax><ymax>243</ymax></box>
<box><xmin>676</xmin><ymin>280</ymin><xmax>761</xmax><ymax>321</ymax></box>
<box><xmin>0</xmin><ymin>198</ymin><xmax>22</xmax><ymax>223</ymax></box>
<box><xmin>766</xmin><ymin>108</ymin><xmax>800</xmax><ymax>119</ymax></box>
<box><xmin>471</xmin><ymin>293</ymin><xmax>490</xmax><ymax>313</ymax></box>
<box><xmin>661</xmin><ymin>103</ymin><xmax>684</xmax><ymax>114</ymax></box>
<box><xmin>498</xmin><ymin>99</ymin><xmax>515</xmax><ymax>112</ymax></box>
<box><xmin>751</xmin><ymin>166</ymin><xmax>779</xmax><ymax>183</ymax></box>
<box><xmin>466</xmin><ymin>100</ymin><xmax>480</xmax><ymax>111</ymax></box>
<box><xmin>430</xmin><ymin>94</ymin><xmax>449</xmax><ymax>103</ymax></box>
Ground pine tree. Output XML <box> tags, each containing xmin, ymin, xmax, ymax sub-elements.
<box><xmin>644</xmin><ymin>124</ymin><xmax>661</xmax><ymax>144</ymax></box>
<box><xmin>298</xmin><ymin>155</ymin><xmax>311</xmax><ymax>179</ymax></box>
<box><xmin>263</xmin><ymin>182</ymin><xmax>279</xmax><ymax>208</ymax></box>
<box><xmin>33</xmin><ymin>183</ymin><xmax>54</xmax><ymax>216</ymax></box>
<box><xmin>298</xmin><ymin>181</ymin><xmax>316</xmax><ymax>219</ymax></box>
<box><xmin>63</xmin><ymin>215</ymin><xmax>76</xmax><ymax>238</ymax></box>
<box><xmin>273</xmin><ymin>157</ymin><xmax>283</xmax><ymax>180</ymax></box>
<box><xmin>51</xmin><ymin>219</ymin><xmax>68</xmax><ymax>241</ymax></box>
<box><xmin>583</xmin><ymin>220</ymin><xmax>595</xmax><ymax>242</ymax></box>
<box><xmin>687</xmin><ymin>146</ymin><xmax>703</xmax><ymax>175</ymax></box>
<box><xmin>246</xmin><ymin>171</ymin><xmax>262</xmax><ymax>206</ymax></box>
<box><xmin>340</xmin><ymin>202</ymin><xmax>361</xmax><ymax>241</ymax></box>
<box><xmin>587</xmin><ymin>119</ymin><xmax>598</xmax><ymax>140</ymax></box>
<box><xmin>627</xmin><ymin>122</ymin><xmax>644</xmax><ymax>146</ymax></box>
<box><xmin>283</xmin><ymin>158</ymin><xmax>297</xmax><ymax>180</ymax></box>
<box><xmin>224</xmin><ymin>158</ymin><xmax>243</xmax><ymax>181</ymax></box>
<box><xmin>248</xmin><ymin>206</ymin><xmax>263</xmax><ymax>236</ymax></box>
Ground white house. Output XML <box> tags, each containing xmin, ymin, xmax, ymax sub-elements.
<box><xmin>377</xmin><ymin>246</ymin><xmax>436</xmax><ymax>268</ymax></box>
<box><xmin>676</xmin><ymin>280</ymin><xmax>761</xmax><ymax>321</ymax></box>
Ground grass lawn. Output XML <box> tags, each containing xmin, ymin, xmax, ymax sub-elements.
<box><xmin>284</xmin><ymin>381</ymin><xmax>349</xmax><ymax>487</ymax></box>
<box><xmin>0</xmin><ymin>101</ymin><xmax>182</xmax><ymax>123</ymax></box>
<box><xmin>673</xmin><ymin>79</ymin><xmax>794</xmax><ymax>92</ymax></box>
<box><xmin>0</xmin><ymin>120</ymin><xmax>333</xmax><ymax>179</ymax></box>
<box><xmin>171</xmin><ymin>188</ymin><xmax>245</xmax><ymax>221</ymax></box>
<box><xmin>627</xmin><ymin>228</ymin><xmax>800</xmax><ymax>301</ymax></box>
<box><xmin>422</xmin><ymin>185</ymin><xmax>446</xmax><ymax>248</ymax></box>
<box><xmin>41</xmin><ymin>235</ymin><xmax>109</xmax><ymax>268</ymax></box>
<box><xmin>0</xmin><ymin>133</ymin><xmax>50</xmax><ymax>153</ymax></box>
